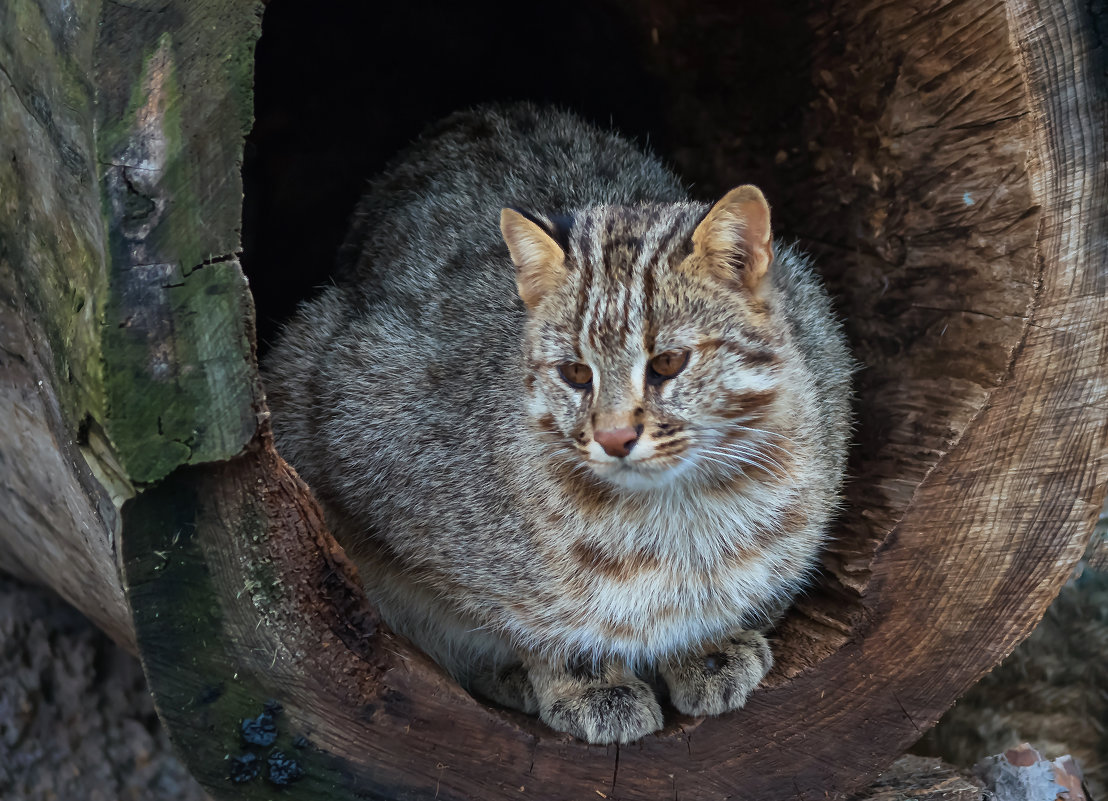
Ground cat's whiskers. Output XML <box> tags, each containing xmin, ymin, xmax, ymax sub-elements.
<box><xmin>552</xmin><ymin>453</ymin><xmax>593</xmax><ymax>476</ymax></box>
<box><xmin>726</xmin><ymin>436</ymin><xmax>791</xmax><ymax>459</ymax></box>
<box><xmin>729</xmin><ymin>424</ymin><xmax>798</xmax><ymax>447</ymax></box>
<box><xmin>568</xmin><ymin>462</ymin><xmax>595</xmax><ymax>478</ymax></box>
<box><xmin>664</xmin><ymin>451</ymin><xmax>726</xmax><ymax>486</ymax></box>
<box><xmin>535</xmin><ymin>419</ymin><xmax>792</xmax><ymax>489</ymax></box>
<box><xmin>685</xmin><ymin>422</ymin><xmax>795</xmax><ymax>475</ymax></box>
<box><xmin>686</xmin><ymin>449</ymin><xmax>751</xmax><ymax>478</ymax></box>
<box><xmin>704</xmin><ymin>440</ymin><xmax>785</xmax><ymax>468</ymax></box>
<box><xmin>689</xmin><ymin>420</ymin><xmax>794</xmax><ymax>445</ymax></box>
<box><xmin>700</xmin><ymin>444</ymin><xmax>789</xmax><ymax>477</ymax></box>
<box><xmin>539</xmin><ymin>437</ymin><xmax>596</xmax><ymax>478</ymax></box>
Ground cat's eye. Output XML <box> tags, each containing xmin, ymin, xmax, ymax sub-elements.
<box><xmin>647</xmin><ymin>350</ymin><xmax>690</xmax><ymax>384</ymax></box>
<box><xmin>558</xmin><ymin>362</ymin><xmax>593</xmax><ymax>389</ymax></box>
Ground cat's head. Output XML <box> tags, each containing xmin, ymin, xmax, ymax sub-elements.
<box><xmin>502</xmin><ymin>186</ymin><xmax>795</xmax><ymax>493</ymax></box>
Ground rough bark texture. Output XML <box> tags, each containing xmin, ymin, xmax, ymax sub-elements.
<box><xmin>623</xmin><ymin>0</ymin><xmax>1048</xmax><ymax>678</ymax></box>
<box><xmin>0</xmin><ymin>0</ymin><xmax>262</xmax><ymax>638</ymax></box>
<box><xmin>848</xmin><ymin>756</ymin><xmax>984</xmax><ymax>801</ymax></box>
<box><xmin>1</xmin><ymin>0</ymin><xmax>1106</xmax><ymax>799</ymax></box>
<box><xmin>0</xmin><ymin>0</ymin><xmax>132</xmax><ymax>648</ymax></box>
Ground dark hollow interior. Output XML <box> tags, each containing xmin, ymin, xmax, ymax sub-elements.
<box><xmin>243</xmin><ymin>0</ymin><xmax>820</xmax><ymax>349</ymax></box>
<box><xmin>242</xmin><ymin>0</ymin><xmax>869</xmax><ymax>686</ymax></box>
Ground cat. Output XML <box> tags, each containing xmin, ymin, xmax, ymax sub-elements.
<box><xmin>262</xmin><ymin>103</ymin><xmax>852</xmax><ymax>744</ymax></box>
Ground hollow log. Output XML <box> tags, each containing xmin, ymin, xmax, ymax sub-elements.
<box><xmin>1</xmin><ymin>0</ymin><xmax>1106</xmax><ymax>799</ymax></box>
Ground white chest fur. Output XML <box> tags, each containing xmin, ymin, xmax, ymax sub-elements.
<box><xmin>515</xmin><ymin>485</ymin><xmax>815</xmax><ymax>666</ymax></box>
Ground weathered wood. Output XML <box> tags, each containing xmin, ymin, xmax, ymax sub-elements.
<box><xmin>625</xmin><ymin>0</ymin><xmax>1047</xmax><ymax>679</ymax></box>
<box><xmin>0</xmin><ymin>0</ymin><xmax>131</xmax><ymax>647</ymax></box>
<box><xmin>94</xmin><ymin>0</ymin><xmax>261</xmax><ymax>484</ymax></box>
<box><xmin>1</xmin><ymin>0</ymin><xmax>1106</xmax><ymax>799</ymax></box>
<box><xmin>0</xmin><ymin>0</ymin><xmax>262</xmax><ymax>646</ymax></box>
<box><xmin>920</xmin><ymin>533</ymin><xmax>1108</xmax><ymax>799</ymax></box>
<box><xmin>849</xmin><ymin>756</ymin><xmax>983</xmax><ymax>801</ymax></box>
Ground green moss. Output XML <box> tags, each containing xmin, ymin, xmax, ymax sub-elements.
<box><xmin>3</xmin><ymin>0</ymin><xmax>263</xmax><ymax>487</ymax></box>
<box><xmin>0</xmin><ymin>0</ymin><xmax>107</xmax><ymax>428</ymax></box>
<box><xmin>96</xmin><ymin>10</ymin><xmax>262</xmax><ymax>484</ymax></box>
<box><xmin>123</xmin><ymin>475</ymin><xmax>279</xmax><ymax>797</ymax></box>
<box><xmin>101</xmin><ymin>257</ymin><xmax>257</xmax><ymax>483</ymax></box>
<box><xmin>123</xmin><ymin>466</ymin><xmax>394</xmax><ymax>800</ymax></box>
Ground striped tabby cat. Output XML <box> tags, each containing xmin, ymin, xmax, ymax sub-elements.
<box><xmin>263</xmin><ymin>104</ymin><xmax>851</xmax><ymax>744</ymax></box>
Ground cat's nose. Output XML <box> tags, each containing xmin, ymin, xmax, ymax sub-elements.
<box><xmin>594</xmin><ymin>426</ymin><xmax>640</xmax><ymax>458</ymax></box>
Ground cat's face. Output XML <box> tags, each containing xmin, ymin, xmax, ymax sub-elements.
<box><xmin>503</xmin><ymin>187</ymin><xmax>792</xmax><ymax>493</ymax></box>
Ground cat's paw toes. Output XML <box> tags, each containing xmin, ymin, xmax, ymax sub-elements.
<box><xmin>540</xmin><ymin>680</ymin><xmax>663</xmax><ymax>744</ymax></box>
<box><xmin>661</xmin><ymin>630</ymin><xmax>773</xmax><ymax>717</ymax></box>
<box><xmin>471</xmin><ymin>663</ymin><xmax>539</xmax><ymax>714</ymax></box>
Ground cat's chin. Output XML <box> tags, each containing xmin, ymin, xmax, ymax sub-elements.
<box><xmin>589</xmin><ymin>460</ymin><xmax>687</xmax><ymax>492</ymax></box>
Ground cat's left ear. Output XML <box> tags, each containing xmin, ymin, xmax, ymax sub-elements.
<box><xmin>500</xmin><ymin>209</ymin><xmax>568</xmax><ymax>309</ymax></box>
<box><xmin>691</xmin><ymin>185</ymin><xmax>774</xmax><ymax>291</ymax></box>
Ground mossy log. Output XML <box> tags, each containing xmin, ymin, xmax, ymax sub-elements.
<box><xmin>1</xmin><ymin>0</ymin><xmax>1106</xmax><ymax>799</ymax></box>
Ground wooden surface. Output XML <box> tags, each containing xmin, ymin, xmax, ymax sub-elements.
<box><xmin>0</xmin><ymin>0</ymin><xmax>263</xmax><ymax>646</ymax></box>
<box><xmin>94</xmin><ymin>0</ymin><xmax>261</xmax><ymax>484</ymax></box>
<box><xmin>848</xmin><ymin>756</ymin><xmax>983</xmax><ymax>801</ymax></box>
<box><xmin>0</xmin><ymin>0</ymin><xmax>132</xmax><ymax>647</ymax></box>
<box><xmin>1</xmin><ymin>0</ymin><xmax>1106</xmax><ymax>799</ymax></box>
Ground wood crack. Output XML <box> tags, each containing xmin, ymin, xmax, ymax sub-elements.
<box><xmin>907</xmin><ymin>304</ymin><xmax>1028</xmax><ymax>321</ymax></box>
<box><xmin>892</xmin><ymin>690</ymin><xmax>922</xmax><ymax>734</ymax></box>
<box><xmin>0</xmin><ymin>60</ymin><xmax>38</xmax><ymax>130</ymax></box>
<box><xmin>610</xmin><ymin>744</ymin><xmax>620</xmax><ymax>798</ymax></box>
<box><xmin>184</xmin><ymin>251</ymin><xmax>241</xmax><ymax>277</ymax></box>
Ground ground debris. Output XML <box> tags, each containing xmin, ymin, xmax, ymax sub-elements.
<box><xmin>975</xmin><ymin>744</ymin><xmax>1086</xmax><ymax>801</ymax></box>
<box><xmin>0</xmin><ymin>575</ymin><xmax>208</xmax><ymax>801</ymax></box>
<box><xmin>267</xmin><ymin>750</ymin><xmax>304</xmax><ymax>785</ymax></box>
<box><xmin>229</xmin><ymin>752</ymin><xmax>261</xmax><ymax>783</ymax></box>
<box><xmin>241</xmin><ymin>710</ymin><xmax>278</xmax><ymax>747</ymax></box>
<box><xmin>849</xmin><ymin>755</ymin><xmax>983</xmax><ymax>800</ymax></box>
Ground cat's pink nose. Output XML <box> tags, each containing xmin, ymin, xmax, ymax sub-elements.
<box><xmin>594</xmin><ymin>426</ymin><xmax>640</xmax><ymax>458</ymax></box>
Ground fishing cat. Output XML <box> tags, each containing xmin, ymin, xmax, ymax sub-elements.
<box><xmin>262</xmin><ymin>104</ymin><xmax>852</xmax><ymax>744</ymax></box>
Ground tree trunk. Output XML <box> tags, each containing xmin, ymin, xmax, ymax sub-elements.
<box><xmin>1</xmin><ymin>0</ymin><xmax>1105</xmax><ymax>799</ymax></box>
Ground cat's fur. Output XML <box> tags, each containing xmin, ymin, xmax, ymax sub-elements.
<box><xmin>262</xmin><ymin>104</ymin><xmax>852</xmax><ymax>744</ymax></box>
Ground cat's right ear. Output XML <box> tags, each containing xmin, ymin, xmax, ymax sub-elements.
<box><xmin>691</xmin><ymin>185</ymin><xmax>774</xmax><ymax>292</ymax></box>
<box><xmin>500</xmin><ymin>208</ymin><xmax>568</xmax><ymax>310</ymax></box>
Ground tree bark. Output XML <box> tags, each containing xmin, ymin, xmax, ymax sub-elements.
<box><xmin>1</xmin><ymin>0</ymin><xmax>1105</xmax><ymax>800</ymax></box>
<box><xmin>0</xmin><ymin>0</ymin><xmax>261</xmax><ymax>645</ymax></box>
<box><xmin>848</xmin><ymin>756</ymin><xmax>983</xmax><ymax>801</ymax></box>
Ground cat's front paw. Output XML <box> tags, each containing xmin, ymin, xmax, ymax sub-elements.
<box><xmin>530</xmin><ymin>661</ymin><xmax>663</xmax><ymax>744</ymax></box>
<box><xmin>542</xmin><ymin>680</ymin><xmax>663</xmax><ymax>744</ymax></box>
<box><xmin>660</xmin><ymin>630</ymin><xmax>773</xmax><ymax>717</ymax></box>
<box><xmin>470</xmin><ymin>663</ymin><xmax>539</xmax><ymax>714</ymax></box>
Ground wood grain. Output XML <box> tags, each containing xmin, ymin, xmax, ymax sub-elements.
<box><xmin>849</xmin><ymin>756</ymin><xmax>983</xmax><ymax>801</ymax></box>
<box><xmin>0</xmin><ymin>0</ymin><xmax>131</xmax><ymax>648</ymax></box>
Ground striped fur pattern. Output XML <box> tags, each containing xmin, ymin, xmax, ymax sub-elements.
<box><xmin>262</xmin><ymin>104</ymin><xmax>852</xmax><ymax>744</ymax></box>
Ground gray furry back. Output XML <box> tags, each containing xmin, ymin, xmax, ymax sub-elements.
<box><xmin>335</xmin><ymin>104</ymin><xmax>686</xmax><ymax>296</ymax></box>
